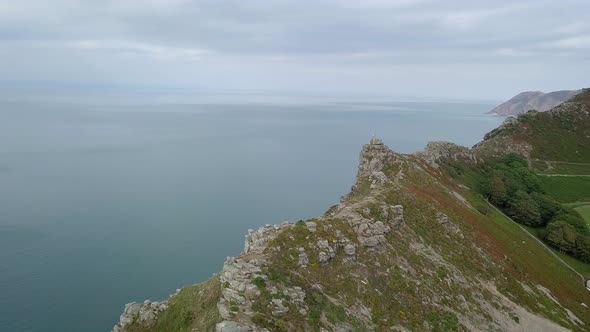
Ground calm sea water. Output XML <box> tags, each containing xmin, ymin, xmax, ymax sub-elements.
<box><xmin>0</xmin><ymin>100</ymin><xmax>502</xmax><ymax>332</ymax></box>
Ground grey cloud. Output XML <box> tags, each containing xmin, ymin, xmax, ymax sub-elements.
<box><xmin>1</xmin><ymin>0</ymin><xmax>589</xmax><ymax>100</ymax></box>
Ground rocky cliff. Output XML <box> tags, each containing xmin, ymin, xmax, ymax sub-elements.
<box><xmin>487</xmin><ymin>90</ymin><xmax>581</xmax><ymax>116</ymax></box>
<box><xmin>113</xmin><ymin>134</ymin><xmax>590</xmax><ymax>331</ymax></box>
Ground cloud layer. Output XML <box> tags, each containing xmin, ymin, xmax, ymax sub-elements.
<box><xmin>2</xmin><ymin>0</ymin><xmax>589</xmax><ymax>100</ymax></box>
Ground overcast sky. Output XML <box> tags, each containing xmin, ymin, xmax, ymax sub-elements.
<box><xmin>1</xmin><ymin>0</ymin><xmax>589</xmax><ymax>100</ymax></box>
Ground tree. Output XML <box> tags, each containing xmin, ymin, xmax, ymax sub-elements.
<box><xmin>544</xmin><ymin>221</ymin><xmax>578</xmax><ymax>253</ymax></box>
<box><xmin>488</xmin><ymin>174</ymin><xmax>507</xmax><ymax>205</ymax></box>
<box><xmin>530</xmin><ymin>192</ymin><xmax>561</xmax><ymax>226</ymax></box>
<box><xmin>553</xmin><ymin>209</ymin><xmax>590</xmax><ymax>236</ymax></box>
<box><xmin>506</xmin><ymin>190</ymin><xmax>541</xmax><ymax>226</ymax></box>
<box><xmin>574</xmin><ymin>236</ymin><xmax>590</xmax><ymax>263</ymax></box>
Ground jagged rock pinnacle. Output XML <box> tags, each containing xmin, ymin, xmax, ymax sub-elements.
<box><xmin>368</xmin><ymin>137</ymin><xmax>384</xmax><ymax>146</ymax></box>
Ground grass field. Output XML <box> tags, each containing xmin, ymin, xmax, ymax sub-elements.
<box><xmin>573</xmin><ymin>204</ymin><xmax>590</xmax><ymax>227</ymax></box>
<box><xmin>539</xmin><ymin>176</ymin><xmax>590</xmax><ymax>203</ymax></box>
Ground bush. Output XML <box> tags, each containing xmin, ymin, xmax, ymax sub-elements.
<box><xmin>274</xmin><ymin>319</ymin><xmax>289</xmax><ymax>331</ymax></box>
<box><xmin>253</xmin><ymin>276</ymin><xmax>266</xmax><ymax>289</ymax></box>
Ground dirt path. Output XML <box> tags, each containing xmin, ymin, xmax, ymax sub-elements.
<box><xmin>564</xmin><ymin>202</ymin><xmax>590</xmax><ymax>206</ymax></box>
<box><xmin>537</xmin><ymin>174</ymin><xmax>590</xmax><ymax>177</ymax></box>
<box><xmin>485</xmin><ymin>200</ymin><xmax>586</xmax><ymax>283</ymax></box>
<box><xmin>532</xmin><ymin>159</ymin><xmax>590</xmax><ymax>166</ymax></box>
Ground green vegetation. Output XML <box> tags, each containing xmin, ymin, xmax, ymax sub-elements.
<box><xmin>472</xmin><ymin>154</ymin><xmax>590</xmax><ymax>262</ymax></box>
<box><xmin>574</xmin><ymin>204</ymin><xmax>590</xmax><ymax>227</ymax></box>
<box><xmin>539</xmin><ymin>176</ymin><xmax>590</xmax><ymax>203</ymax></box>
<box><xmin>510</xmin><ymin>107</ymin><xmax>590</xmax><ymax>163</ymax></box>
<box><xmin>523</xmin><ymin>225</ymin><xmax>590</xmax><ymax>279</ymax></box>
<box><xmin>126</xmin><ymin>277</ymin><xmax>221</xmax><ymax>332</ymax></box>
<box><xmin>480</xmin><ymin>90</ymin><xmax>590</xmax><ymax>165</ymax></box>
<box><xmin>532</xmin><ymin>160</ymin><xmax>590</xmax><ymax>175</ymax></box>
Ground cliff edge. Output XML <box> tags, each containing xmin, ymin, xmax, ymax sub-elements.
<box><xmin>113</xmin><ymin>133</ymin><xmax>590</xmax><ymax>331</ymax></box>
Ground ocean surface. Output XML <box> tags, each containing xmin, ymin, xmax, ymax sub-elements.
<box><xmin>0</xmin><ymin>99</ymin><xmax>502</xmax><ymax>332</ymax></box>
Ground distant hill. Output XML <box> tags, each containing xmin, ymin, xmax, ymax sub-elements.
<box><xmin>488</xmin><ymin>90</ymin><xmax>581</xmax><ymax>116</ymax></box>
<box><xmin>476</xmin><ymin>88</ymin><xmax>590</xmax><ymax>163</ymax></box>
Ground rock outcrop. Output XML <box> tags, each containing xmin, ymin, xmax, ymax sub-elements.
<box><xmin>113</xmin><ymin>300</ymin><xmax>170</xmax><ymax>332</ymax></box>
<box><xmin>418</xmin><ymin>141</ymin><xmax>477</xmax><ymax>168</ymax></box>
<box><xmin>113</xmin><ymin>131</ymin><xmax>590</xmax><ymax>332</ymax></box>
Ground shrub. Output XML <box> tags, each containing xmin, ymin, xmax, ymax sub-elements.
<box><xmin>274</xmin><ymin>319</ymin><xmax>289</xmax><ymax>331</ymax></box>
<box><xmin>252</xmin><ymin>313</ymin><xmax>271</xmax><ymax>328</ymax></box>
<box><xmin>253</xmin><ymin>276</ymin><xmax>266</xmax><ymax>289</ymax></box>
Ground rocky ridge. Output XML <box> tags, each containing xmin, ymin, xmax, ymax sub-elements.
<box><xmin>113</xmin><ymin>133</ymin><xmax>589</xmax><ymax>331</ymax></box>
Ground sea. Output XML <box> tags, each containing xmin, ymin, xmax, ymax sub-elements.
<box><xmin>0</xmin><ymin>98</ymin><xmax>503</xmax><ymax>331</ymax></box>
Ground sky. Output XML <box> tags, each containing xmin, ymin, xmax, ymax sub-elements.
<box><xmin>1</xmin><ymin>0</ymin><xmax>589</xmax><ymax>101</ymax></box>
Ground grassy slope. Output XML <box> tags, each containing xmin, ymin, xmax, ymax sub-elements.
<box><xmin>539</xmin><ymin>176</ymin><xmax>590</xmax><ymax>203</ymax></box>
<box><xmin>416</xmin><ymin>165</ymin><xmax>590</xmax><ymax>329</ymax></box>
<box><xmin>459</xmin><ymin>169</ymin><xmax>590</xmax><ymax>311</ymax></box>
<box><xmin>523</xmin><ymin>225</ymin><xmax>590</xmax><ymax>279</ymax></box>
<box><xmin>478</xmin><ymin>89</ymin><xmax>590</xmax><ymax>165</ymax></box>
<box><xmin>127</xmin><ymin>277</ymin><xmax>221</xmax><ymax>332</ymax></box>
<box><xmin>520</xmin><ymin>91</ymin><xmax>590</xmax><ymax>163</ymax></box>
<box><xmin>454</xmin><ymin>186</ymin><xmax>590</xmax><ymax>324</ymax></box>
<box><xmin>462</xmin><ymin>162</ymin><xmax>590</xmax><ymax>279</ymax></box>
<box><xmin>574</xmin><ymin>204</ymin><xmax>590</xmax><ymax>227</ymax></box>
<box><xmin>260</xmin><ymin>160</ymin><xmax>590</xmax><ymax>331</ymax></box>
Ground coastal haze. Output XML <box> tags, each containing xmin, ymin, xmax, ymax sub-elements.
<box><xmin>0</xmin><ymin>98</ymin><xmax>502</xmax><ymax>332</ymax></box>
<box><xmin>2</xmin><ymin>0</ymin><xmax>589</xmax><ymax>331</ymax></box>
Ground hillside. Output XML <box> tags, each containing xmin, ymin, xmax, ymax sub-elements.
<box><xmin>476</xmin><ymin>88</ymin><xmax>590</xmax><ymax>166</ymax></box>
<box><xmin>488</xmin><ymin>90</ymin><xmax>581</xmax><ymax>116</ymax></box>
<box><xmin>113</xmin><ymin>136</ymin><xmax>590</xmax><ymax>331</ymax></box>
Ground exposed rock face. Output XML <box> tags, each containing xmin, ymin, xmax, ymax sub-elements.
<box><xmin>436</xmin><ymin>212</ymin><xmax>463</xmax><ymax>238</ymax></box>
<box><xmin>343</xmin><ymin>244</ymin><xmax>356</xmax><ymax>256</ymax></box>
<box><xmin>244</xmin><ymin>224</ymin><xmax>290</xmax><ymax>254</ymax></box>
<box><xmin>353</xmin><ymin>137</ymin><xmax>401</xmax><ymax>190</ymax></box>
<box><xmin>330</xmin><ymin>202</ymin><xmax>404</xmax><ymax>250</ymax></box>
<box><xmin>305</xmin><ymin>221</ymin><xmax>317</xmax><ymax>233</ymax></box>
<box><xmin>487</xmin><ymin>90</ymin><xmax>581</xmax><ymax>116</ymax></box>
<box><xmin>113</xmin><ymin>300</ymin><xmax>169</xmax><ymax>332</ymax></box>
<box><xmin>217</xmin><ymin>224</ymin><xmax>296</xmax><ymax>331</ymax></box>
<box><xmin>418</xmin><ymin>141</ymin><xmax>477</xmax><ymax>168</ymax></box>
<box><xmin>298</xmin><ymin>247</ymin><xmax>309</xmax><ymax>267</ymax></box>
